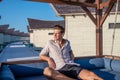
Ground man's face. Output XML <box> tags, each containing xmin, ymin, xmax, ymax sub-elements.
<box><xmin>53</xmin><ymin>29</ymin><xmax>64</xmax><ymax>41</ymax></box>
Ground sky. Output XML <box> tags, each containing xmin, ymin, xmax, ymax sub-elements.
<box><xmin>0</xmin><ymin>0</ymin><xmax>63</xmax><ymax>33</ymax></box>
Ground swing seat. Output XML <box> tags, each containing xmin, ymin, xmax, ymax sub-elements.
<box><xmin>74</xmin><ymin>56</ymin><xmax>120</xmax><ymax>80</ymax></box>
<box><xmin>1</xmin><ymin>56</ymin><xmax>120</xmax><ymax>80</ymax></box>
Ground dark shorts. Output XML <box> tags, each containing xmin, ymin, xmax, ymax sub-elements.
<box><xmin>58</xmin><ymin>64</ymin><xmax>82</xmax><ymax>79</ymax></box>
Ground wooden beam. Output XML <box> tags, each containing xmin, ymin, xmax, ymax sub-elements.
<box><xmin>59</xmin><ymin>0</ymin><xmax>97</xmax><ymax>7</ymax></box>
<box><xmin>81</xmin><ymin>6</ymin><xmax>97</xmax><ymax>25</ymax></box>
<box><xmin>100</xmin><ymin>0</ymin><xmax>120</xmax><ymax>9</ymax></box>
<box><xmin>96</xmin><ymin>0</ymin><xmax>103</xmax><ymax>56</ymax></box>
<box><xmin>100</xmin><ymin>0</ymin><xmax>112</xmax><ymax>9</ymax></box>
<box><xmin>27</xmin><ymin>0</ymin><xmax>97</xmax><ymax>7</ymax></box>
<box><xmin>100</xmin><ymin>2</ymin><xmax>115</xmax><ymax>27</ymax></box>
<box><xmin>27</xmin><ymin>0</ymin><xmax>64</xmax><ymax>4</ymax></box>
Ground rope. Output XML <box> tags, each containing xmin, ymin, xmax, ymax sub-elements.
<box><xmin>110</xmin><ymin>0</ymin><xmax>119</xmax><ymax>55</ymax></box>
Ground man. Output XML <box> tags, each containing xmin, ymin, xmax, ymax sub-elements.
<box><xmin>40</xmin><ymin>25</ymin><xmax>103</xmax><ymax>80</ymax></box>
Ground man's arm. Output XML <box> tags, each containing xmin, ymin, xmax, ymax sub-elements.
<box><xmin>39</xmin><ymin>41</ymin><xmax>56</xmax><ymax>69</ymax></box>
<box><xmin>40</xmin><ymin>54</ymin><xmax>50</xmax><ymax>61</ymax></box>
<box><xmin>69</xmin><ymin>50</ymin><xmax>75</xmax><ymax>60</ymax></box>
<box><xmin>40</xmin><ymin>54</ymin><xmax>56</xmax><ymax>69</ymax></box>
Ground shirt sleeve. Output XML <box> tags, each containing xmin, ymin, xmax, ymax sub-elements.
<box><xmin>67</xmin><ymin>40</ymin><xmax>72</xmax><ymax>52</ymax></box>
<box><xmin>39</xmin><ymin>41</ymin><xmax>49</xmax><ymax>56</ymax></box>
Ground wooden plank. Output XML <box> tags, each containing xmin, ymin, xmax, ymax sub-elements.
<box><xmin>104</xmin><ymin>55</ymin><xmax>120</xmax><ymax>60</ymax></box>
<box><xmin>3</xmin><ymin>59</ymin><xmax>46</xmax><ymax>64</ymax></box>
<box><xmin>75</xmin><ymin>55</ymin><xmax>103</xmax><ymax>59</ymax></box>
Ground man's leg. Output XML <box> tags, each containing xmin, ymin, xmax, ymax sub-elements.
<box><xmin>43</xmin><ymin>67</ymin><xmax>75</xmax><ymax>80</ymax></box>
<box><xmin>78</xmin><ymin>69</ymin><xmax>103</xmax><ymax>80</ymax></box>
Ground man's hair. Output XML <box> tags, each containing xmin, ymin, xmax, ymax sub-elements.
<box><xmin>54</xmin><ymin>25</ymin><xmax>65</xmax><ymax>33</ymax></box>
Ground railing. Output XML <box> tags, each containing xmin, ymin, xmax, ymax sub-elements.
<box><xmin>3</xmin><ymin>59</ymin><xmax>45</xmax><ymax>65</ymax></box>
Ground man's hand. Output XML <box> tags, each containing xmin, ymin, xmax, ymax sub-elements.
<box><xmin>40</xmin><ymin>55</ymin><xmax>56</xmax><ymax>69</ymax></box>
<box><xmin>48</xmin><ymin>58</ymin><xmax>56</xmax><ymax>69</ymax></box>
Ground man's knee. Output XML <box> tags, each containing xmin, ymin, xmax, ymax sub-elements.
<box><xmin>78</xmin><ymin>69</ymin><xmax>103</xmax><ymax>80</ymax></box>
<box><xmin>89</xmin><ymin>71</ymin><xmax>96</xmax><ymax>75</ymax></box>
<box><xmin>43</xmin><ymin>67</ymin><xmax>53</xmax><ymax>77</ymax></box>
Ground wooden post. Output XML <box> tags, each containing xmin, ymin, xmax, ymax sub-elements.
<box><xmin>96</xmin><ymin>0</ymin><xmax>103</xmax><ymax>56</ymax></box>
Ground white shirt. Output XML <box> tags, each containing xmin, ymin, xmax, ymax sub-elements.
<box><xmin>40</xmin><ymin>39</ymin><xmax>79</xmax><ymax>70</ymax></box>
